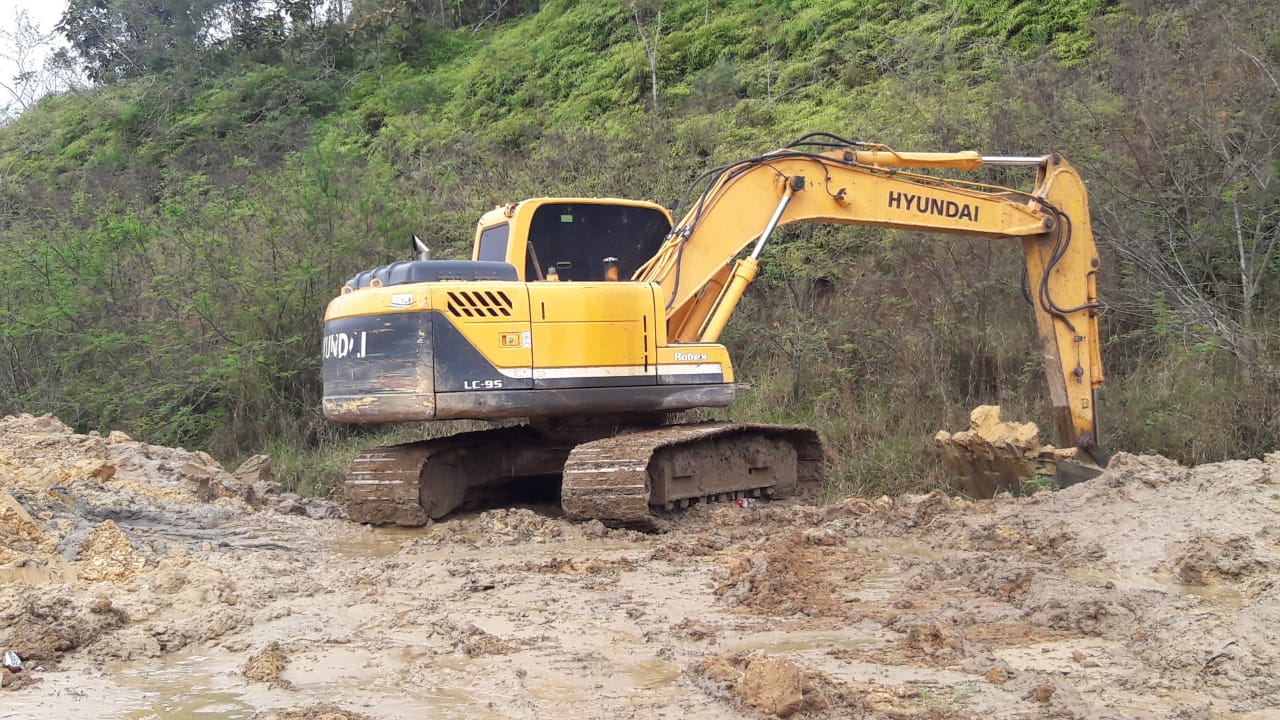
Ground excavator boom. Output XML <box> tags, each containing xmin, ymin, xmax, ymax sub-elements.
<box><xmin>633</xmin><ymin>141</ymin><xmax>1103</xmax><ymax>457</ymax></box>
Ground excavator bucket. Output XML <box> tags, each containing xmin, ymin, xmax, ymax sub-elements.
<box><xmin>1051</xmin><ymin>442</ymin><xmax>1109</xmax><ymax>488</ymax></box>
<box><xmin>1052</xmin><ymin>457</ymin><xmax>1105</xmax><ymax>487</ymax></box>
<box><xmin>935</xmin><ymin>405</ymin><xmax>1094</xmax><ymax>498</ymax></box>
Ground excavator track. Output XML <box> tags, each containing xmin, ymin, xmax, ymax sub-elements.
<box><xmin>346</xmin><ymin>422</ymin><xmax>822</xmax><ymax>526</ymax></box>
<box><xmin>561</xmin><ymin>423</ymin><xmax>823</xmax><ymax>523</ymax></box>
<box><xmin>345</xmin><ymin>426</ymin><xmax>573</xmax><ymax>526</ymax></box>
<box><xmin>345</xmin><ymin>442</ymin><xmax>433</xmax><ymax>526</ymax></box>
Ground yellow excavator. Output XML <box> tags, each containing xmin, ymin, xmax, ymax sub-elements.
<box><xmin>322</xmin><ymin>133</ymin><xmax>1106</xmax><ymax>525</ymax></box>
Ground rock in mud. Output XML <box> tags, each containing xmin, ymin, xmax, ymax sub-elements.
<box><xmin>902</xmin><ymin>618</ymin><xmax>970</xmax><ymax>661</ymax></box>
<box><xmin>214</xmin><ymin>454</ymin><xmax>285</xmax><ymax>508</ymax></box>
<box><xmin>1</xmin><ymin>650</ymin><xmax>23</xmax><ymax>672</ymax></box>
<box><xmin>233</xmin><ymin>454</ymin><xmax>275</xmax><ymax>485</ymax></box>
<box><xmin>273</xmin><ymin>492</ymin><xmax>346</xmax><ymax>520</ymax></box>
<box><xmin>450</xmin><ymin>622</ymin><xmax>517</xmax><ymax>657</ymax></box>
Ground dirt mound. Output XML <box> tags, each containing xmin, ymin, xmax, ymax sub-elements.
<box><xmin>2</xmin><ymin>410</ymin><xmax>1277</xmax><ymax>718</ymax></box>
<box><xmin>0</xmin><ymin>413</ymin><xmax>347</xmax><ymax>677</ymax></box>
<box><xmin>0</xmin><ymin>413</ymin><xmax>341</xmax><ymax>522</ymax></box>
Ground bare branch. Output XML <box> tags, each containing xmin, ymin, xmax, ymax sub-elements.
<box><xmin>1235</xmin><ymin>46</ymin><xmax>1280</xmax><ymax>95</ymax></box>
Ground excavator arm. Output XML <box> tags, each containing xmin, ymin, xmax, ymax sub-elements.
<box><xmin>634</xmin><ymin>138</ymin><xmax>1104</xmax><ymax>461</ymax></box>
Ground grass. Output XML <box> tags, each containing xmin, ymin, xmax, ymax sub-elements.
<box><xmin>252</xmin><ymin>420</ymin><xmax>499</xmax><ymax>497</ymax></box>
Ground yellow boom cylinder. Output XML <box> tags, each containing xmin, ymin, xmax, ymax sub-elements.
<box><xmin>850</xmin><ymin>150</ymin><xmax>984</xmax><ymax>170</ymax></box>
<box><xmin>699</xmin><ymin>258</ymin><xmax>760</xmax><ymax>343</ymax></box>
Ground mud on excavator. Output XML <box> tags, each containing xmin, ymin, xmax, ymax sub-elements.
<box><xmin>322</xmin><ymin>133</ymin><xmax>1107</xmax><ymax>525</ymax></box>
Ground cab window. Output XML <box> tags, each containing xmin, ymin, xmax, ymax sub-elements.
<box><xmin>525</xmin><ymin>203</ymin><xmax>671</xmax><ymax>281</ymax></box>
<box><xmin>477</xmin><ymin>223</ymin><xmax>510</xmax><ymax>262</ymax></box>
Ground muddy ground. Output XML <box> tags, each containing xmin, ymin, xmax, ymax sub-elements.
<box><xmin>2</xmin><ymin>413</ymin><xmax>1279</xmax><ymax>719</ymax></box>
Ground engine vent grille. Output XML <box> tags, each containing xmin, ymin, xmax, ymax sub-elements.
<box><xmin>446</xmin><ymin>290</ymin><xmax>514</xmax><ymax>318</ymax></box>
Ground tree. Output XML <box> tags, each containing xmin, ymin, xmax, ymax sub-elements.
<box><xmin>1089</xmin><ymin>4</ymin><xmax>1280</xmax><ymax>380</ymax></box>
<box><xmin>57</xmin><ymin>0</ymin><xmax>227</xmax><ymax>82</ymax></box>
<box><xmin>0</xmin><ymin>10</ymin><xmax>58</xmax><ymax>118</ymax></box>
<box><xmin>627</xmin><ymin>0</ymin><xmax>662</xmax><ymax>111</ymax></box>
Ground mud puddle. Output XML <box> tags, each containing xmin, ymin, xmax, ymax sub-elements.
<box><xmin>1066</xmin><ymin>565</ymin><xmax>1250</xmax><ymax>606</ymax></box>
<box><xmin>26</xmin><ymin>642</ymin><xmax>512</xmax><ymax>720</ymax></box>
<box><xmin>335</xmin><ymin>526</ymin><xmax>434</xmax><ymax>558</ymax></box>
<box><xmin>725</xmin><ymin>629</ymin><xmax>876</xmax><ymax>655</ymax></box>
<box><xmin>0</xmin><ymin>556</ymin><xmax>77</xmax><ymax>585</ymax></box>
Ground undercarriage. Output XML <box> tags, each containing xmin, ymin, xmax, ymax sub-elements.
<box><xmin>344</xmin><ymin>421</ymin><xmax>824</xmax><ymax>526</ymax></box>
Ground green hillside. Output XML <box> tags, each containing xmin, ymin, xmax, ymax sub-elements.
<box><xmin>1</xmin><ymin>0</ymin><xmax>1276</xmax><ymax>494</ymax></box>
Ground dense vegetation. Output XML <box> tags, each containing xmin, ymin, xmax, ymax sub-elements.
<box><xmin>0</xmin><ymin>0</ymin><xmax>1277</xmax><ymax>495</ymax></box>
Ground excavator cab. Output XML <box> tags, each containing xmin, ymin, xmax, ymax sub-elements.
<box><xmin>474</xmin><ymin>200</ymin><xmax>673</xmax><ymax>282</ymax></box>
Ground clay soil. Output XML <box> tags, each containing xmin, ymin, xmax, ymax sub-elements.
<box><xmin>2</xmin><ymin>414</ymin><xmax>1279</xmax><ymax>719</ymax></box>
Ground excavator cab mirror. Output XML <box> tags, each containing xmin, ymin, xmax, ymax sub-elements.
<box><xmin>411</xmin><ymin>234</ymin><xmax>430</xmax><ymax>261</ymax></box>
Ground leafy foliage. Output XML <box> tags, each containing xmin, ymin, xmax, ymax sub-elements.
<box><xmin>58</xmin><ymin>0</ymin><xmax>226</xmax><ymax>82</ymax></box>
<box><xmin>1</xmin><ymin>0</ymin><xmax>1275</xmax><ymax>495</ymax></box>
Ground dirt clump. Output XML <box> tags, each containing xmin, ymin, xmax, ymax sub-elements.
<box><xmin>672</xmin><ymin>618</ymin><xmax>719</xmax><ymax>642</ymax></box>
<box><xmin>0</xmin><ymin>492</ymin><xmax>54</xmax><ymax>566</ymax></box>
<box><xmin>1170</xmin><ymin>533</ymin><xmax>1271</xmax><ymax>585</ymax></box>
<box><xmin>0</xmin><ymin>591</ymin><xmax>128</xmax><ymax>669</ymax></box>
<box><xmin>692</xmin><ymin>651</ymin><xmax>862</xmax><ymax>718</ymax></box>
<box><xmin>454</xmin><ymin>623</ymin><xmax>518</xmax><ymax>657</ymax></box>
<box><xmin>253</xmin><ymin>704</ymin><xmax>378</xmax><ymax>720</ymax></box>
<box><xmin>741</xmin><ymin>652</ymin><xmax>807</xmax><ymax>717</ymax></box>
<box><xmin>75</xmin><ymin>520</ymin><xmax>148</xmax><ymax>582</ymax></box>
<box><xmin>715</xmin><ymin>531</ymin><xmax>860</xmax><ymax>617</ymax></box>
<box><xmin>0</xmin><ymin>492</ymin><xmax>42</xmax><ymax>541</ymax></box>
<box><xmin>901</xmin><ymin>618</ymin><xmax>970</xmax><ymax>662</ymax></box>
<box><xmin>244</xmin><ymin>641</ymin><xmax>292</xmax><ymax>687</ymax></box>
